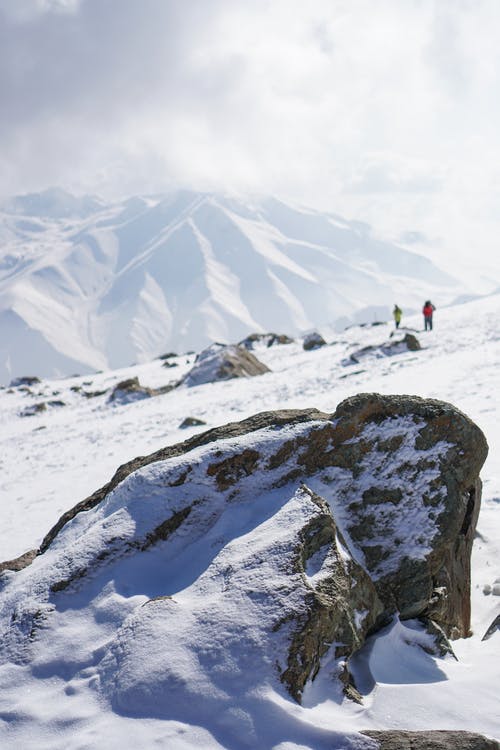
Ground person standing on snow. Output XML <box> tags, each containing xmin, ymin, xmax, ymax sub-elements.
<box><xmin>393</xmin><ymin>304</ymin><xmax>402</xmax><ymax>329</ymax></box>
<box><xmin>423</xmin><ymin>300</ymin><xmax>436</xmax><ymax>330</ymax></box>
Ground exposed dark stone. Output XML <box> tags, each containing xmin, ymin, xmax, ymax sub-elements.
<box><xmin>10</xmin><ymin>376</ymin><xmax>41</xmax><ymax>387</ymax></box>
<box><xmin>107</xmin><ymin>377</ymin><xmax>175</xmax><ymax>404</ymax></box>
<box><xmin>181</xmin><ymin>343</ymin><xmax>270</xmax><ymax>387</ymax></box>
<box><xmin>207</xmin><ymin>448</ymin><xmax>261</xmax><ymax>490</ymax></box>
<box><xmin>279</xmin><ymin>487</ymin><xmax>383</xmax><ymax>703</ymax></box>
<box><xmin>20</xmin><ymin>402</ymin><xmax>47</xmax><ymax>417</ymax></box>
<box><xmin>482</xmin><ymin>613</ymin><xmax>500</xmax><ymax>641</ymax></box>
<box><xmin>303</xmin><ymin>331</ymin><xmax>327</xmax><ymax>351</ymax></box>
<box><xmin>239</xmin><ymin>332</ymin><xmax>294</xmax><ymax>350</ymax></box>
<box><xmin>345</xmin><ymin>334</ymin><xmax>421</xmax><ymax>365</ymax></box>
<box><xmin>36</xmin><ymin>408</ymin><xmax>326</xmax><ymax>555</ymax></box>
<box><xmin>0</xmin><ymin>549</ymin><xmax>38</xmax><ymax>575</ymax></box>
<box><xmin>362</xmin><ymin>730</ymin><xmax>499</xmax><ymax>750</ymax></box>
<box><xmin>401</xmin><ymin>332</ymin><xmax>421</xmax><ymax>351</ymax></box>
<box><xmin>108</xmin><ymin>377</ymin><xmax>155</xmax><ymax>404</ymax></box>
<box><xmin>179</xmin><ymin>417</ymin><xmax>207</xmax><ymax>429</ymax></box>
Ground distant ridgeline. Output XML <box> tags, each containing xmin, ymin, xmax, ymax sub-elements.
<box><xmin>0</xmin><ymin>188</ymin><xmax>460</xmax><ymax>383</ymax></box>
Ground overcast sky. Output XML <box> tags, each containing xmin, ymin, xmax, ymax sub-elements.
<box><xmin>1</xmin><ymin>0</ymin><xmax>499</xmax><ymax>285</ymax></box>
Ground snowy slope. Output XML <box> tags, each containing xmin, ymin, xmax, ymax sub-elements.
<box><xmin>0</xmin><ymin>293</ymin><xmax>499</xmax><ymax>749</ymax></box>
<box><xmin>0</xmin><ymin>188</ymin><xmax>463</xmax><ymax>384</ymax></box>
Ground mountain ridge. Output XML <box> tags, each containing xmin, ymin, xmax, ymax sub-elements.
<box><xmin>0</xmin><ymin>189</ymin><xmax>461</xmax><ymax>384</ymax></box>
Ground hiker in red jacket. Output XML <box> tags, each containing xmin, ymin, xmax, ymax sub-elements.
<box><xmin>423</xmin><ymin>300</ymin><xmax>436</xmax><ymax>330</ymax></box>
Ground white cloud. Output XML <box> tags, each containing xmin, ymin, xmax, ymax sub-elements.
<box><xmin>0</xmin><ymin>0</ymin><xmax>499</xmax><ymax>282</ymax></box>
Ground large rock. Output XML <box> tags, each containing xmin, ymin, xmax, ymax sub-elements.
<box><xmin>0</xmin><ymin>394</ymin><xmax>488</xmax><ymax>712</ymax></box>
<box><xmin>362</xmin><ymin>730</ymin><xmax>499</xmax><ymax>749</ymax></box>
<box><xmin>345</xmin><ymin>334</ymin><xmax>421</xmax><ymax>365</ymax></box>
<box><xmin>239</xmin><ymin>332</ymin><xmax>294</xmax><ymax>349</ymax></box>
<box><xmin>180</xmin><ymin>343</ymin><xmax>270</xmax><ymax>387</ymax></box>
<box><xmin>108</xmin><ymin>377</ymin><xmax>175</xmax><ymax>404</ymax></box>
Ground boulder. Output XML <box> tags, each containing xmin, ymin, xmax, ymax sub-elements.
<box><xmin>303</xmin><ymin>331</ymin><xmax>327</xmax><ymax>350</ymax></box>
<box><xmin>107</xmin><ymin>377</ymin><xmax>174</xmax><ymax>404</ymax></box>
<box><xmin>345</xmin><ymin>334</ymin><xmax>421</xmax><ymax>365</ymax></box>
<box><xmin>180</xmin><ymin>343</ymin><xmax>270</xmax><ymax>387</ymax></box>
<box><xmin>9</xmin><ymin>375</ymin><xmax>41</xmax><ymax>387</ymax></box>
<box><xmin>239</xmin><ymin>332</ymin><xmax>294</xmax><ymax>350</ymax></box>
<box><xmin>0</xmin><ymin>394</ymin><xmax>488</xmax><ymax>710</ymax></box>
<box><xmin>362</xmin><ymin>730</ymin><xmax>499</xmax><ymax>750</ymax></box>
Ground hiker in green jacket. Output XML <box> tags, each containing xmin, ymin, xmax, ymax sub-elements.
<box><xmin>393</xmin><ymin>304</ymin><xmax>402</xmax><ymax>329</ymax></box>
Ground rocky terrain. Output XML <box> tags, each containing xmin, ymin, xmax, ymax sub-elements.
<box><xmin>0</xmin><ymin>391</ymin><xmax>491</xmax><ymax>747</ymax></box>
<box><xmin>0</xmin><ymin>295</ymin><xmax>499</xmax><ymax>749</ymax></box>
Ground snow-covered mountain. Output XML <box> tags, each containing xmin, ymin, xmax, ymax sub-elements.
<box><xmin>0</xmin><ymin>188</ymin><xmax>461</xmax><ymax>385</ymax></box>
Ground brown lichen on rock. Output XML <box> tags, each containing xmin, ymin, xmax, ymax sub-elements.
<box><xmin>207</xmin><ymin>448</ymin><xmax>261</xmax><ymax>490</ymax></box>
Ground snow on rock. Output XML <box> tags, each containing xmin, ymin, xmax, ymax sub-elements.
<box><xmin>107</xmin><ymin>377</ymin><xmax>156</xmax><ymax>405</ymax></box>
<box><xmin>362</xmin><ymin>730</ymin><xmax>499</xmax><ymax>749</ymax></box>
<box><xmin>343</xmin><ymin>333</ymin><xmax>421</xmax><ymax>365</ymax></box>
<box><xmin>180</xmin><ymin>343</ymin><xmax>270</xmax><ymax>387</ymax></box>
<box><xmin>108</xmin><ymin>376</ymin><xmax>176</xmax><ymax>405</ymax></box>
<box><xmin>303</xmin><ymin>331</ymin><xmax>327</xmax><ymax>351</ymax></box>
<box><xmin>238</xmin><ymin>332</ymin><xmax>294</xmax><ymax>350</ymax></box>
<box><xmin>0</xmin><ymin>392</ymin><xmax>488</xmax><ymax>744</ymax></box>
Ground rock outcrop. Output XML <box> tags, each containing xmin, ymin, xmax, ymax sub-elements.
<box><xmin>239</xmin><ymin>332</ymin><xmax>294</xmax><ymax>349</ymax></box>
<box><xmin>180</xmin><ymin>343</ymin><xmax>270</xmax><ymax>387</ymax></box>
<box><xmin>303</xmin><ymin>331</ymin><xmax>327</xmax><ymax>350</ymax></box>
<box><xmin>108</xmin><ymin>377</ymin><xmax>155</xmax><ymax>404</ymax></box>
<box><xmin>362</xmin><ymin>730</ymin><xmax>499</xmax><ymax>750</ymax></box>
<box><xmin>345</xmin><ymin>334</ymin><xmax>421</xmax><ymax>365</ymax></box>
<box><xmin>0</xmin><ymin>394</ymin><xmax>488</xmax><ymax>712</ymax></box>
<box><xmin>9</xmin><ymin>375</ymin><xmax>41</xmax><ymax>387</ymax></box>
<box><xmin>19</xmin><ymin>402</ymin><xmax>47</xmax><ymax>417</ymax></box>
<box><xmin>108</xmin><ymin>377</ymin><xmax>174</xmax><ymax>404</ymax></box>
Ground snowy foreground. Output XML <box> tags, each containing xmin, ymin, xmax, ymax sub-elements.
<box><xmin>0</xmin><ymin>294</ymin><xmax>499</xmax><ymax>749</ymax></box>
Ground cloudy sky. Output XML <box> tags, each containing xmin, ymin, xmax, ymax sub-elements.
<box><xmin>1</xmin><ymin>0</ymin><xmax>499</xmax><ymax>285</ymax></box>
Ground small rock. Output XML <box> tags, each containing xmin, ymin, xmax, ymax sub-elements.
<box><xmin>82</xmin><ymin>389</ymin><xmax>108</xmax><ymax>399</ymax></box>
<box><xmin>20</xmin><ymin>402</ymin><xmax>47</xmax><ymax>417</ymax></box>
<box><xmin>482</xmin><ymin>614</ymin><xmax>500</xmax><ymax>641</ymax></box>
<box><xmin>108</xmin><ymin>378</ymin><xmax>154</xmax><ymax>405</ymax></box>
<box><xmin>181</xmin><ymin>344</ymin><xmax>270</xmax><ymax>387</ymax></box>
<box><xmin>10</xmin><ymin>376</ymin><xmax>41</xmax><ymax>387</ymax></box>
<box><xmin>239</xmin><ymin>332</ymin><xmax>294</xmax><ymax>350</ymax></box>
<box><xmin>344</xmin><ymin>334</ymin><xmax>421</xmax><ymax>365</ymax></box>
<box><xmin>179</xmin><ymin>417</ymin><xmax>207</xmax><ymax>429</ymax></box>
<box><xmin>303</xmin><ymin>332</ymin><xmax>326</xmax><ymax>351</ymax></box>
